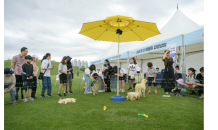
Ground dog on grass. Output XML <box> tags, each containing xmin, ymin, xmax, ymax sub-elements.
<box><xmin>135</xmin><ymin>79</ymin><xmax>147</xmax><ymax>97</ymax></box>
<box><xmin>91</xmin><ymin>81</ymin><xmax>98</xmax><ymax>95</ymax></box>
<box><xmin>58</xmin><ymin>98</ymin><xmax>76</xmax><ymax>104</ymax></box>
<box><xmin>126</xmin><ymin>92</ymin><xmax>140</xmax><ymax>101</ymax></box>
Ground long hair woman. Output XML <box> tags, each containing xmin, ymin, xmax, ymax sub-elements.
<box><xmin>40</xmin><ymin>53</ymin><xmax>54</xmax><ymax>97</ymax></box>
<box><xmin>161</xmin><ymin>50</ymin><xmax>176</xmax><ymax>94</ymax></box>
<box><xmin>101</xmin><ymin>59</ymin><xmax>111</xmax><ymax>92</ymax></box>
<box><xmin>127</xmin><ymin>57</ymin><xmax>138</xmax><ymax>91</ymax></box>
<box><xmin>57</xmin><ymin>56</ymin><xmax>69</xmax><ymax>97</ymax></box>
<box><xmin>84</xmin><ymin>64</ymin><xmax>96</xmax><ymax>94</ymax></box>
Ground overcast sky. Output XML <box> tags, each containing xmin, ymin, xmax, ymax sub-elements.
<box><xmin>4</xmin><ymin>0</ymin><xmax>204</xmax><ymax>64</ymax></box>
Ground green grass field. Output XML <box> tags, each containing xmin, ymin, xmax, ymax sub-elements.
<box><xmin>4</xmin><ymin>60</ymin><xmax>204</xmax><ymax>130</ymax></box>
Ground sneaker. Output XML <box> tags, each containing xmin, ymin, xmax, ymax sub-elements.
<box><xmin>13</xmin><ymin>102</ymin><xmax>17</xmax><ymax>105</ymax></box>
<box><xmin>189</xmin><ymin>91</ymin><xmax>196</xmax><ymax>95</ymax></box>
<box><xmin>84</xmin><ymin>92</ymin><xmax>89</xmax><ymax>94</ymax></box>
<box><xmin>155</xmin><ymin>90</ymin><xmax>157</xmax><ymax>94</ymax></box>
<box><xmin>119</xmin><ymin>89</ymin><xmax>122</xmax><ymax>92</ymax></box>
<box><xmin>28</xmin><ymin>97</ymin><xmax>35</xmax><ymax>101</ymax></box>
<box><xmin>121</xmin><ymin>89</ymin><xmax>125</xmax><ymax>92</ymax></box>
<box><xmin>64</xmin><ymin>93</ymin><xmax>67</xmax><ymax>96</ymax></box>
<box><xmin>199</xmin><ymin>94</ymin><xmax>204</xmax><ymax>99</ymax></box>
<box><xmin>69</xmin><ymin>91</ymin><xmax>73</xmax><ymax>94</ymax></box>
<box><xmin>147</xmin><ymin>91</ymin><xmax>151</xmax><ymax>94</ymax></box>
<box><xmin>23</xmin><ymin>98</ymin><xmax>28</xmax><ymax>102</ymax></box>
<box><xmin>114</xmin><ymin>88</ymin><xmax>116</xmax><ymax>92</ymax></box>
<box><xmin>128</xmin><ymin>87</ymin><xmax>132</xmax><ymax>91</ymax></box>
<box><xmin>88</xmin><ymin>91</ymin><xmax>93</xmax><ymax>93</ymax></box>
<box><xmin>47</xmin><ymin>95</ymin><xmax>52</xmax><ymax>97</ymax></box>
<box><xmin>40</xmin><ymin>95</ymin><xmax>45</xmax><ymax>98</ymax></box>
<box><xmin>57</xmin><ymin>93</ymin><xmax>62</xmax><ymax>97</ymax></box>
<box><xmin>166</xmin><ymin>92</ymin><xmax>168</xmax><ymax>94</ymax></box>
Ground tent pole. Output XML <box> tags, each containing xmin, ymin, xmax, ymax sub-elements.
<box><xmin>127</xmin><ymin>51</ymin><xmax>129</xmax><ymax>83</ymax></box>
<box><xmin>181</xmin><ymin>34</ymin><xmax>186</xmax><ymax>83</ymax></box>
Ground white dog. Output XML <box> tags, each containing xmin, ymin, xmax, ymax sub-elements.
<box><xmin>126</xmin><ymin>92</ymin><xmax>140</xmax><ymax>101</ymax></box>
<box><xmin>135</xmin><ymin>79</ymin><xmax>147</xmax><ymax>97</ymax></box>
<box><xmin>58</xmin><ymin>98</ymin><xmax>76</xmax><ymax>104</ymax></box>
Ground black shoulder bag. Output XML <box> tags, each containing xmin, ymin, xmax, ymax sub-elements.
<box><xmin>38</xmin><ymin>69</ymin><xmax>47</xmax><ymax>80</ymax></box>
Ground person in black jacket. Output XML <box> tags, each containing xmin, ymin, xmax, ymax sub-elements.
<box><xmin>21</xmin><ymin>55</ymin><xmax>35</xmax><ymax>102</ymax></box>
<box><xmin>66</xmin><ymin>56</ymin><xmax>73</xmax><ymax>93</ymax></box>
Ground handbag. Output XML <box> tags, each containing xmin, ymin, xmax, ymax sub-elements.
<box><xmin>38</xmin><ymin>69</ymin><xmax>47</xmax><ymax>80</ymax></box>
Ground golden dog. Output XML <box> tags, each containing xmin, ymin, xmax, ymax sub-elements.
<box><xmin>58</xmin><ymin>98</ymin><xmax>76</xmax><ymax>104</ymax></box>
<box><xmin>135</xmin><ymin>79</ymin><xmax>147</xmax><ymax>97</ymax></box>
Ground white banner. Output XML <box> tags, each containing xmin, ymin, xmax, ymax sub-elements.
<box><xmin>167</xmin><ymin>43</ymin><xmax>176</xmax><ymax>67</ymax></box>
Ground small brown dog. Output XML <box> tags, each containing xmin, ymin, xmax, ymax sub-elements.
<box><xmin>91</xmin><ymin>81</ymin><xmax>98</xmax><ymax>95</ymax></box>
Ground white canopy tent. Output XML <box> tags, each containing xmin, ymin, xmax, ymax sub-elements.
<box><xmin>92</xmin><ymin>9</ymin><xmax>204</xmax><ymax>76</ymax></box>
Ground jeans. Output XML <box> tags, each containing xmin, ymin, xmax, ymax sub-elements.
<box><xmin>84</xmin><ymin>73</ymin><xmax>91</xmax><ymax>93</ymax></box>
<box><xmin>4</xmin><ymin>84</ymin><xmax>16</xmax><ymax>103</ymax></box>
<box><xmin>41</xmin><ymin>76</ymin><xmax>52</xmax><ymax>96</ymax></box>
<box><xmin>110</xmin><ymin>76</ymin><xmax>117</xmax><ymax>89</ymax></box>
<box><xmin>23</xmin><ymin>80</ymin><xmax>33</xmax><ymax>91</ymax></box>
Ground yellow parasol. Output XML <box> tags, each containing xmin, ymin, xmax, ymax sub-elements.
<box><xmin>79</xmin><ymin>15</ymin><xmax>160</xmax><ymax>100</ymax></box>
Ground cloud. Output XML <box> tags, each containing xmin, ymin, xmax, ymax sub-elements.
<box><xmin>4</xmin><ymin>0</ymin><xmax>204</xmax><ymax>65</ymax></box>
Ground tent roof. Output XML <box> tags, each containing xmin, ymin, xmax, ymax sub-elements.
<box><xmin>96</xmin><ymin>9</ymin><xmax>201</xmax><ymax>60</ymax></box>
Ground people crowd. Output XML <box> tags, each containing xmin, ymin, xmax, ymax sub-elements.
<box><xmin>4</xmin><ymin>47</ymin><xmax>204</xmax><ymax>105</ymax></box>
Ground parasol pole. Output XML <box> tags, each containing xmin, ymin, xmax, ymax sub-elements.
<box><xmin>117</xmin><ymin>17</ymin><xmax>120</xmax><ymax>95</ymax></box>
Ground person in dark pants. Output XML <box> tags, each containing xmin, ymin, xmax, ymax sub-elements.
<box><xmin>31</xmin><ymin>54</ymin><xmax>39</xmax><ymax>99</ymax></box>
<box><xmin>195</xmin><ymin>67</ymin><xmax>204</xmax><ymax>99</ymax></box>
<box><xmin>101</xmin><ymin>59</ymin><xmax>111</xmax><ymax>92</ymax></box>
<box><xmin>11</xmin><ymin>47</ymin><xmax>28</xmax><ymax>101</ymax></box>
<box><xmin>66</xmin><ymin>56</ymin><xmax>73</xmax><ymax>94</ymax></box>
<box><xmin>161</xmin><ymin>50</ymin><xmax>176</xmax><ymax>94</ymax></box>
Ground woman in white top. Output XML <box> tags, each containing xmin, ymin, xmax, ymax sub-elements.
<box><xmin>40</xmin><ymin>53</ymin><xmax>54</xmax><ymax>97</ymax></box>
<box><xmin>185</xmin><ymin>68</ymin><xmax>197</xmax><ymax>95</ymax></box>
<box><xmin>101</xmin><ymin>59</ymin><xmax>111</xmax><ymax>92</ymax></box>
<box><xmin>57</xmin><ymin>56</ymin><xmax>70</xmax><ymax>97</ymax></box>
<box><xmin>84</xmin><ymin>64</ymin><xmax>96</xmax><ymax>94</ymax></box>
<box><xmin>114</xmin><ymin>66</ymin><xmax>127</xmax><ymax>92</ymax></box>
<box><xmin>127</xmin><ymin>57</ymin><xmax>138</xmax><ymax>91</ymax></box>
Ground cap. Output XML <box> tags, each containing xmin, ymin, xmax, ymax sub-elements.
<box><xmin>32</xmin><ymin>54</ymin><xmax>39</xmax><ymax>59</ymax></box>
<box><xmin>4</xmin><ymin>68</ymin><xmax>14</xmax><ymax>74</ymax></box>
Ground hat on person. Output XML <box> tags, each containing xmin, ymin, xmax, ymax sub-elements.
<box><xmin>32</xmin><ymin>54</ymin><xmax>39</xmax><ymax>59</ymax></box>
<box><xmin>176</xmin><ymin>79</ymin><xmax>184</xmax><ymax>85</ymax></box>
<box><xmin>136</xmin><ymin>67</ymin><xmax>141</xmax><ymax>72</ymax></box>
<box><xmin>4</xmin><ymin>68</ymin><xmax>14</xmax><ymax>74</ymax></box>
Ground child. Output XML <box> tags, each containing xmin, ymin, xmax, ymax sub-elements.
<box><xmin>171</xmin><ymin>79</ymin><xmax>186</xmax><ymax>96</ymax></box>
<box><xmin>57</xmin><ymin>56</ymin><xmax>69</xmax><ymax>97</ymax></box>
<box><xmin>84</xmin><ymin>64</ymin><xmax>96</xmax><ymax>94</ymax></box>
<box><xmin>114</xmin><ymin>66</ymin><xmax>127</xmax><ymax>92</ymax></box>
<box><xmin>21</xmin><ymin>55</ymin><xmax>35</xmax><ymax>102</ymax></box>
<box><xmin>96</xmin><ymin>68</ymin><xmax>106</xmax><ymax>92</ymax></box>
<box><xmin>110</xmin><ymin>66</ymin><xmax>117</xmax><ymax>92</ymax></box>
<box><xmin>128</xmin><ymin>57</ymin><xmax>138</xmax><ymax>91</ymax></box>
<box><xmin>146</xmin><ymin>62</ymin><xmax>158</xmax><ymax>94</ymax></box>
<box><xmin>185</xmin><ymin>68</ymin><xmax>197</xmax><ymax>96</ymax></box>
<box><xmin>130</xmin><ymin>67</ymin><xmax>144</xmax><ymax>91</ymax></box>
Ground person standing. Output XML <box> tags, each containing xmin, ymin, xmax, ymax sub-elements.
<box><xmin>21</xmin><ymin>55</ymin><xmax>35</xmax><ymax>102</ymax></box>
<box><xmin>161</xmin><ymin>50</ymin><xmax>176</xmax><ymax>94</ymax></box>
<box><xmin>110</xmin><ymin>66</ymin><xmax>118</xmax><ymax>92</ymax></box>
<box><xmin>4</xmin><ymin>68</ymin><xmax>17</xmax><ymax>104</ymax></box>
<box><xmin>127</xmin><ymin>57</ymin><xmax>139</xmax><ymax>91</ymax></box>
<box><xmin>11</xmin><ymin>47</ymin><xmax>28</xmax><ymax>101</ymax></box>
<box><xmin>101</xmin><ymin>59</ymin><xmax>111</xmax><ymax>92</ymax></box>
<box><xmin>66</xmin><ymin>56</ymin><xmax>73</xmax><ymax>94</ymax></box>
<box><xmin>57</xmin><ymin>56</ymin><xmax>69</xmax><ymax>97</ymax></box>
<box><xmin>117</xmin><ymin>67</ymin><xmax>127</xmax><ymax>92</ymax></box>
<box><xmin>146</xmin><ymin>62</ymin><xmax>158</xmax><ymax>94</ymax></box>
<box><xmin>40</xmin><ymin>53</ymin><xmax>54</xmax><ymax>97</ymax></box>
<box><xmin>31</xmin><ymin>54</ymin><xmax>39</xmax><ymax>99</ymax></box>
